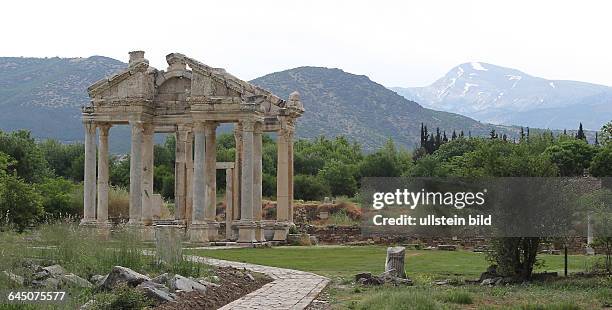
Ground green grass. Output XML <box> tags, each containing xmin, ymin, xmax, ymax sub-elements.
<box><xmin>187</xmin><ymin>246</ymin><xmax>610</xmax><ymax>309</ymax></box>
<box><xmin>187</xmin><ymin>246</ymin><xmax>598</xmax><ymax>280</ymax></box>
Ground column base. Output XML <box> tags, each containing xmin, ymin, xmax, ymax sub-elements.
<box><xmin>127</xmin><ymin>219</ymin><xmax>144</xmax><ymax>226</ymax></box>
<box><xmin>189</xmin><ymin>223</ymin><xmax>210</xmax><ymax>244</ymax></box>
<box><xmin>206</xmin><ymin>221</ymin><xmax>220</xmax><ymax>242</ymax></box>
<box><xmin>79</xmin><ymin>219</ymin><xmax>97</xmax><ymax>226</ymax></box>
<box><xmin>236</xmin><ymin>221</ymin><xmax>258</xmax><ymax>244</ymax></box>
<box><xmin>255</xmin><ymin>221</ymin><xmax>266</xmax><ymax>242</ymax></box>
<box><xmin>272</xmin><ymin>222</ymin><xmax>290</xmax><ymax>241</ymax></box>
<box><xmin>585</xmin><ymin>247</ymin><xmax>595</xmax><ymax>255</ymax></box>
<box><xmin>142</xmin><ymin>225</ymin><xmax>155</xmax><ymax>242</ymax></box>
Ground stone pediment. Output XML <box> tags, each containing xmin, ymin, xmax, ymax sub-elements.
<box><xmin>86</xmin><ymin>51</ymin><xmax>304</xmax><ymax>120</ymax></box>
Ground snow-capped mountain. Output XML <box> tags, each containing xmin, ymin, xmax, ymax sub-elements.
<box><xmin>392</xmin><ymin>62</ymin><xmax>612</xmax><ymax>130</ymax></box>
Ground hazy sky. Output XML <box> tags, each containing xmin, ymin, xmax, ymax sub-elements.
<box><xmin>2</xmin><ymin>0</ymin><xmax>611</xmax><ymax>87</ymax></box>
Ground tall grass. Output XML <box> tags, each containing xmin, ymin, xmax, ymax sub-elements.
<box><xmin>108</xmin><ymin>186</ymin><xmax>129</xmax><ymax>219</ymax></box>
<box><xmin>356</xmin><ymin>289</ymin><xmax>444</xmax><ymax>310</ymax></box>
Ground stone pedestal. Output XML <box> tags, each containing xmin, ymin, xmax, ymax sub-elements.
<box><xmin>142</xmin><ymin>225</ymin><xmax>155</xmax><ymax>242</ymax></box>
<box><xmin>236</xmin><ymin>221</ymin><xmax>258</xmax><ymax>244</ymax></box>
<box><xmin>272</xmin><ymin>222</ymin><xmax>290</xmax><ymax>241</ymax></box>
<box><xmin>206</xmin><ymin>221</ymin><xmax>220</xmax><ymax>241</ymax></box>
<box><xmin>255</xmin><ymin>222</ymin><xmax>266</xmax><ymax>242</ymax></box>
<box><xmin>189</xmin><ymin>223</ymin><xmax>210</xmax><ymax>244</ymax></box>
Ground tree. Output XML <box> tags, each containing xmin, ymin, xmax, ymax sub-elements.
<box><xmin>576</xmin><ymin>122</ymin><xmax>587</xmax><ymax>141</ymax></box>
<box><xmin>544</xmin><ymin>140</ymin><xmax>596</xmax><ymax>176</ymax></box>
<box><xmin>590</xmin><ymin>146</ymin><xmax>612</xmax><ymax>177</ymax></box>
<box><xmin>0</xmin><ymin>173</ymin><xmax>44</xmax><ymax>231</ymax></box>
<box><xmin>36</xmin><ymin>177</ymin><xmax>80</xmax><ymax>218</ymax></box>
<box><xmin>0</xmin><ymin>130</ymin><xmax>51</xmax><ymax>183</ymax></box>
<box><xmin>318</xmin><ymin>160</ymin><xmax>358</xmax><ymax>197</ymax></box>
<box><xmin>601</xmin><ymin>121</ymin><xmax>612</xmax><ymax>146</ymax></box>
<box><xmin>293</xmin><ymin>174</ymin><xmax>330</xmax><ymax>201</ymax></box>
<box><xmin>39</xmin><ymin>140</ymin><xmax>84</xmax><ymax>182</ymax></box>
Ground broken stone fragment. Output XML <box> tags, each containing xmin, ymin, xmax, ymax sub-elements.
<box><xmin>42</xmin><ymin>264</ymin><xmax>66</xmax><ymax>276</ymax></box>
<box><xmin>137</xmin><ymin>280</ymin><xmax>176</xmax><ymax>303</ymax></box>
<box><xmin>62</xmin><ymin>273</ymin><xmax>93</xmax><ymax>288</ymax></box>
<box><xmin>151</xmin><ymin>273</ymin><xmax>169</xmax><ymax>285</ymax></box>
<box><xmin>103</xmin><ymin>266</ymin><xmax>150</xmax><ymax>290</ymax></box>
<box><xmin>169</xmin><ymin>275</ymin><xmax>207</xmax><ymax>293</ymax></box>
<box><xmin>32</xmin><ymin>277</ymin><xmax>60</xmax><ymax>289</ymax></box>
<box><xmin>197</xmin><ymin>279</ymin><xmax>221</xmax><ymax>288</ymax></box>
<box><xmin>90</xmin><ymin>274</ymin><xmax>107</xmax><ymax>287</ymax></box>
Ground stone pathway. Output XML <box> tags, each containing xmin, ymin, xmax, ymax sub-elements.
<box><xmin>186</xmin><ymin>255</ymin><xmax>330</xmax><ymax>309</ymax></box>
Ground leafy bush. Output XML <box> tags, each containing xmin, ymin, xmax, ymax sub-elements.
<box><xmin>0</xmin><ymin>174</ymin><xmax>43</xmax><ymax>231</ymax></box>
<box><xmin>36</xmin><ymin>177</ymin><xmax>81</xmax><ymax>218</ymax></box>
<box><xmin>294</xmin><ymin>174</ymin><xmax>330</xmax><ymax>201</ymax></box>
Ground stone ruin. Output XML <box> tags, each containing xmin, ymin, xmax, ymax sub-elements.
<box><xmin>80</xmin><ymin>51</ymin><xmax>304</xmax><ymax>244</ymax></box>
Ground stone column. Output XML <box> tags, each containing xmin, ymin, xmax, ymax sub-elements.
<box><xmin>81</xmin><ymin>121</ymin><xmax>97</xmax><ymax>225</ymax></box>
<box><xmin>225</xmin><ymin>168</ymin><xmax>234</xmax><ymax>239</ymax></box>
<box><xmin>204</xmin><ymin>122</ymin><xmax>219</xmax><ymax>240</ymax></box>
<box><xmin>273</xmin><ymin>127</ymin><xmax>290</xmax><ymax>241</ymax></box>
<box><xmin>96</xmin><ymin>123</ymin><xmax>111</xmax><ymax>225</ymax></box>
<box><xmin>253</xmin><ymin>122</ymin><xmax>265</xmax><ymax>242</ymax></box>
<box><xmin>128</xmin><ymin>121</ymin><xmax>144</xmax><ymax>225</ymax></box>
<box><xmin>141</xmin><ymin>124</ymin><xmax>155</xmax><ymax>225</ymax></box>
<box><xmin>237</xmin><ymin>120</ymin><xmax>257</xmax><ymax>243</ymax></box>
<box><xmin>287</xmin><ymin>129</ymin><xmax>295</xmax><ymax>223</ymax></box>
<box><xmin>174</xmin><ymin>129</ymin><xmax>187</xmax><ymax>222</ymax></box>
<box><xmin>190</xmin><ymin>122</ymin><xmax>208</xmax><ymax>243</ymax></box>
<box><xmin>232</xmin><ymin>123</ymin><xmax>243</xmax><ymax>238</ymax></box>
<box><xmin>185</xmin><ymin>131</ymin><xmax>194</xmax><ymax>224</ymax></box>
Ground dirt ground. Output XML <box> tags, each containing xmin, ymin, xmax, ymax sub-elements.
<box><xmin>155</xmin><ymin>267</ymin><xmax>272</xmax><ymax>310</ymax></box>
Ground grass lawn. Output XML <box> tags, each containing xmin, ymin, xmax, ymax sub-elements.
<box><xmin>188</xmin><ymin>246</ymin><xmax>611</xmax><ymax>309</ymax></box>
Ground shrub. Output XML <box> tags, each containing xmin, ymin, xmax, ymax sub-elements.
<box><xmin>294</xmin><ymin>174</ymin><xmax>330</xmax><ymax>201</ymax></box>
<box><xmin>36</xmin><ymin>177</ymin><xmax>80</xmax><ymax>218</ymax></box>
<box><xmin>0</xmin><ymin>174</ymin><xmax>44</xmax><ymax>231</ymax></box>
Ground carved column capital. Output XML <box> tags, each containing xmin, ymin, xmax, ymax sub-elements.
<box><xmin>84</xmin><ymin>120</ymin><xmax>97</xmax><ymax>134</ymax></box>
<box><xmin>143</xmin><ymin>123</ymin><xmax>155</xmax><ymax>136</ymax></box>
<box><xmin>97</xmin><ymin>123</ymin><xmax>112</xmax><ymax>136</ymax></box>
<box><xmin>241</xmin><ymin>119</ymin><xmax>256</xmax><ymax>132</ymax></box>
<box><xmin>204</xmin><ymin>122</ymin><xmax>219</xmax><ymax>136</ymax></box>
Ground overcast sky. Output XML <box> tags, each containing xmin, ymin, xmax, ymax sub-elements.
<box><xmin>2</xmin><ymin>0</ymin><xmax>611</xmax><ymax>87</ymax></box>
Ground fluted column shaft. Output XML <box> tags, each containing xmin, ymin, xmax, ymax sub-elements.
<box><xmin>204</xmin><ymin>122</ymin><xmax>218</xmax><ymax>221</ymax></box>
<box><xmin>128</xmin><ymin>121</ymin><xmax>144</xmax><ymax>225</ymax></box>
<box><xmin>96</xmin><ymin>124</ymin><xmax>111</xmax><ymax>224</ymax></box>
<box><xmin>192</xmin><ymin>123</ymin><xmax>206</xmax><ymax>224</ymax></box>
<box><xmin>276</xmin><ymin>128</ymin><xmax>290</xmax><ymax>222</ymax></box>
<box><xmin>82</xmin><ymin>121</ymin><xmax>97</xmax><ymax>224</ymax></box>
<box><xmin>287</xmin><ymin>129</ymin><xmax>295</xmax><ymax>223</ymax></box>
<box><xmin>253</xmin><ymin>123</ymin><xmax>265</xmax><ymax>241</ymax></box>
<box><xmin>174</xmin><ymin>129</ymin><xmax>187</xmax><ymax>221</ymax></box>
<box><xmin>141</xmin><ymin>124</ymin><xmax>155</xmax><ymax>225</ymax></box>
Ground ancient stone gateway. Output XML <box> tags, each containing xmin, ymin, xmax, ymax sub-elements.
<box><xmin>80</xmin><ymin>51</ymin><xmax>304</xmax><ymax>244</ymax></box>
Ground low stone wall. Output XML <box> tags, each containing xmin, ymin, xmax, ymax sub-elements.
<box><xmin>302</xmin><ymin>225</ymin><xmax>600</xmax><ymax>254</ymax></box>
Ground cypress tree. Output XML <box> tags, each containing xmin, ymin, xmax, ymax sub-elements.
<box><xmin>576</xmin><ymin>123</ymin><xmax>587</xmax><ymax>141</ymax></box>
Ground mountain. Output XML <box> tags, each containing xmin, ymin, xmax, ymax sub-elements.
<box><xmin>0</xmin><ymin>57</ymin><xmax>516</xmax><ymax>152</ymax></box>
<box><xmin>392</xmin><ymin>62</ymin><xmax>612</xmax><ymax>130</ymax></box>
<box><xmin>0</xmin><ymin>56</ymin><xmax>127</xmax><ymax>144</ymax></box>
<box><xmin>251</xmin><ymin>66</ymin><xmax>515</xmax><ymax>150</ymax></box>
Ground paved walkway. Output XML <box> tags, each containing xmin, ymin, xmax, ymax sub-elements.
<box><xmin>186</xmin><ymin>255</ymin><xmax>330</xmax><ymax>309</ymax></box>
